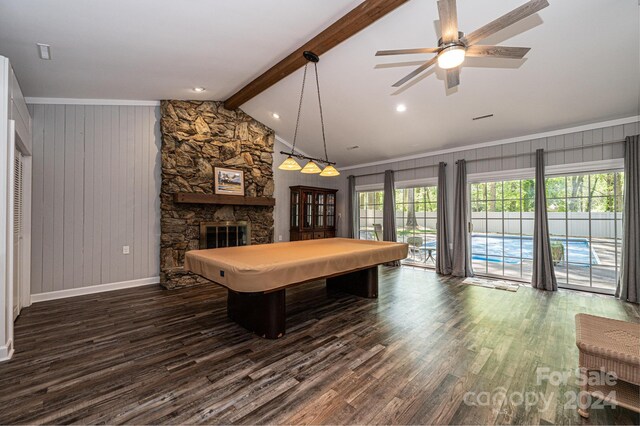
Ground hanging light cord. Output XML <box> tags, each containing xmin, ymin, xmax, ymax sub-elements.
<box><xmin>278</xmin><ymin>53</ymin><xmax>336</xmax><ymax>166</ymax></box>
<box><xmin>290</xmin><ymin>63</ymin><xmax>308</xmax><ymax>155</ymax></box>
<box><xmin>313</xmin><ymin>62</ymin><xmax>329</xmax><ymax>163</ymax></box>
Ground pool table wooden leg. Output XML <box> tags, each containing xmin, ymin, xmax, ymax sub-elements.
<box><xmin>326</xmin><ymin>266</ymin><xmax>378</xmax><ymax>298</ymax></box>
<box><xmin>227</xmin><ymin>289</ymin><xmax>286</xmax><ymax>339</ymax></box>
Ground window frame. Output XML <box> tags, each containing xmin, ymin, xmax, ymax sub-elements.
<box><xmin>467</xmin><ymin>159</ymin><xmax>624</xmax><ymax>295</ymax></box>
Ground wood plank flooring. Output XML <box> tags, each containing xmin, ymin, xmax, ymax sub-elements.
<box><xmin>1</xmin><ymin>266</ymin><xmax>639</xmax><ymax>425</ymax></box>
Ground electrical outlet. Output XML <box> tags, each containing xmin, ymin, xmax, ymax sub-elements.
<box><xmin>122</xmin><ymin>245</ymin><xmax>130</xmax><ymax>255</ymax></box>
<box><xmin>278</xmin><ymin>235</ymin><xmax>282</xmax><ymax>241</ymax></box>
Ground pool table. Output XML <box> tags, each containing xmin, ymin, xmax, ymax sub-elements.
<box><xmin>184</xmin><ymin>238</ymin><xmax>408</xmax><ymax>338</ymax></box>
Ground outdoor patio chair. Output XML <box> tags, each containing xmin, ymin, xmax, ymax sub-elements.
<box><xmin>406</xmin><ymin>236</ymin><xmax>424</xmax><ymax>261</ymax></box>
<box><xmin>372</xmin><ymin>224</ymin><xmax>383</xmax><ymax>241</ymax></box>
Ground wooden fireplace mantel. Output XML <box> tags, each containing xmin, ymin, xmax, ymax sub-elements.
<box><xmin>173</xmin><ymin>193</ymin><xmax>276</xmax><ymax>206</ymax></box>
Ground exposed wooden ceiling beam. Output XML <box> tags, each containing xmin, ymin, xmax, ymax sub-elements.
<box><xmin>223</xmin><ymin>0</ymin><xmax>409</xmax><ymax>110</ymax></box>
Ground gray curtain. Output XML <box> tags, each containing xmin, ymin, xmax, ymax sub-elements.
<box><xmin>383</xmin><ymin>170</ymin><xmax>400</xmax><ymax>266</ymax></box>
<box><xmin>452</xmin><ymin>160</ymin><xmax>473</xmax><ymax>277</ymax></box>
<box><xmin>532</xmin><ymin>149</ymin><xmax>557</xmax><ymax>291</ymax></box>
<box><xmin>616</xmin><ymin>135</ymin><xmax>639</xmax><ymax>303</ymax></box>
<box><xmin>347</xmin><ymin>175</ymin><xmax>356</xmax><ymax>239</ymax></box>
<box><xmin>436</xmin><ymin>162</ymin><xmax>452</xmax><ymax>275</ymax></box>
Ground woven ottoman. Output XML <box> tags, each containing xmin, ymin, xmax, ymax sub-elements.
<box><xmin>575</xmin><ymin>313</ymin><xmax>640</xmax><ymax>418</ymax></box>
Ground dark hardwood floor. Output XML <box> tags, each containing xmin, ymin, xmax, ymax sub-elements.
<box><xmin>1</xmin><ymin>266</ymin><xmax>638</xmax><ymax>425</ymax></box>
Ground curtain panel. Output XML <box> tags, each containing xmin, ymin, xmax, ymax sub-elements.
<box><xmin>383</xmin><ymin>170</ymin><xmax>401</xmax><ymax>266</ymax></box>
<box><xmin>436</xmin><ymin>162</ymin><xmax>452</xmax><ymax>275</ymax></box>
<box><xmin>347</xmin><ymin>175</ymin><xmax>356</xmax><ymax>239</ymax></box>
<box><xmin>616</xmin><ymin>135</ymin><xmax>639</xmax><ymax>303</ymax></box>
<box><xmin>532</xmin><ymin>149</ymin><xmax>557</xmax><ymax>291</ymax></box>
<box><xmin>452</xmin><ymin>160</ymin><xmax>473</xmax><ymax>277</ymax></box>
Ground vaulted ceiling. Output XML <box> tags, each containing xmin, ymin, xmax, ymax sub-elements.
<box><xmin>1</xmin><ymin>0</ymin><xmax>638</xmax><ymax>167</ymax></box>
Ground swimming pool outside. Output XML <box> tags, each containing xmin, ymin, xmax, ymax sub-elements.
<box><xmin>470</xmin><ymin>234</ymin><xmax>599</xmax><ymax>265</ymax></box>
<box><xmin>398</xmin><ymin>231</ymin><xmax>616</xmax><ymax>291</ymax></box>
<box><xmin>417</xmin><ymin>234</ymin><xmax>599</xmax><ymax>266</ymax></box>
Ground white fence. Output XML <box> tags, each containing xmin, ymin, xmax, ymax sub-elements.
<box><xmin>360</xmin><ymin>209</ymin><xmax>620</xmax><ymax>239</ymax></box>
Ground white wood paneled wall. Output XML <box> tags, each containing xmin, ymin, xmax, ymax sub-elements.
<box><xmin>29</xmin><ymin>104</ymin><xmax>161</xmax><ymax>295</ymax></box>
<box><xmin>343</xmin><ymin>120</ymin><xmax>639</xmax><ymax>245</ymax></box>
<box><xmin>346</xmin><ymin>121</ymin><xmax>638</xmax><ymax>187</ymax></box>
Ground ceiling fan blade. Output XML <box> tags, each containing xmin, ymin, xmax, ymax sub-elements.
<box><xmin>376</xmin><ymin>47</ymin><xmax>440</xmax><ymax>56</ymax></box>
<box><xmin>392</xmin><ymin>56</ymin><xmax>438</xmax><ymax>87</ymax></box>
<box><xmin>437</xmin><ymin>0</ymin><xmax>459</xmax><ymax>44</ymax></box>
<box><xmin>463</xmin><ymin>0</ymin><xmax>549</xmax><ymax>46</ymax></box>
<box><xmin>446</xmin><ymin>68</ymin><xmax>460</xmax><ymax>89</ymax></box>
<box><xmin>466</xmin><ymin>45</ymin><xmax>531</xmax><ymax>59</ymax></box>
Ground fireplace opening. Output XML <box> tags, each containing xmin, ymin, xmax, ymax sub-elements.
<box><xmin>200</xmin><ymin>221</ymin><xmax>251</xmax><ymax>249</ymax></box>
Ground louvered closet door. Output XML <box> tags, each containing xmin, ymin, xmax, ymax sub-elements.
<box><xmin>13</xmin><ymin>149</ymin><xmax>23</xmax><ymax>319</ymax></box>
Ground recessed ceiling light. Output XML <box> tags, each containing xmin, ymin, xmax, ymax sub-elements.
<box><xmin>36</xmin><ymin>43</ymin><xmax>51</xmax><ymax>60</ymax></box>
<box><xmin>396</xmin><ymin>104</ymin><xmax>407</xmax><ymax>112</ymax></box>
<box><xmin>272</xmin><ymin>113</ymin><xmax>280</xmax><ymax>119</ymax></box>
<box><xmin>193</xmin><ymin>87</ymin><xmax>206</xmax><ymax>92</ymax></box>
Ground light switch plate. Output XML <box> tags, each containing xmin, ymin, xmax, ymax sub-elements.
<box><xmin>122</xmin><ymin>245</ymin><xmax>130</xmax><ymax>255</ymax></box>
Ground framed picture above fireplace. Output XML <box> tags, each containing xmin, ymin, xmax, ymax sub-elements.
<box><xmin>214</xmin><ymin>167</ymin><xmax>245</xmax><ymax>196</ymax></box>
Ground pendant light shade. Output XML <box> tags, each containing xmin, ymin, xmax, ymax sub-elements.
<box><xmin>320</xmin><ymin>165</ymin><xmax>340</xmax><ymax>177</ymax></box>
<box><xmin>300</xmin><ymin>160</ymin><xmax>322</xmax><ymax>174</ymax></box>
<box><xmin>278</xmin><ymin>155</ymin><xmax>302</xmax><ymax>171</ymax></box>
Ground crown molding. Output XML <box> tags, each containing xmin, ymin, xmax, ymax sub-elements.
<box><xmin>341</xmin><ymin>115</ymin><xmax>640</xmax><ymax>171</ymax></box>
<box><xmin>25</xmin><ymin>97</ymin><xmax>160</xmax><ymax>106</ymax></box>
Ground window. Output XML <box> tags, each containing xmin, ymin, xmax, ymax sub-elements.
<box><xmin>545</xmin><ymin>171</ymin><xmax>623</xmax><ymax>292</ymax></box>
<box><xmin>357</xmin><ymin>186</ymin><xmax>438</xmax><ymax>266</ymax></box>
<box><xmin>357</xmin><ymin>190</ymin><xmax>384</xmax><ymax>241</ymax></box>
<box><xmin>471</xmin><ymin>179</ymin><xmax>535</xmax><ymax>280</ymax></box>
<box><xmin>470</xmin><ymin>170</ymin><xmax>624</xmax><ymax>293</ymax></box>
<box><xmin>395</xmin><ymin>186</ymin><xmax>438</xmax><ymax>266</ymax></box>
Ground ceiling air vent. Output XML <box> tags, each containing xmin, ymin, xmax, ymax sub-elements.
<box><xmin>36</xmin><ymin>43</ymin><xmax>51</xmax><ymax>60</ymax></box>
<box><xmin>472</xmin><ymin>114</ymin><xmax>494</xmax><ymax>121</ymax></box>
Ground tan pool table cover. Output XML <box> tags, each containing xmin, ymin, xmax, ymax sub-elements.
<box><xmin>184</xmin><ymin>238</ymin><xmax>408</xmax><ymax>293</ymax></box>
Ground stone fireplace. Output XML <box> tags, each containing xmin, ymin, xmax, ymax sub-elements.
<box><xmin>160</xmin><ymin>100</ymin><xmax>275</xmax><ymax>289</ymax></box>
<box><xmin>200</xmin><ymin>221</ymin><xmax>251</xmax><ymax>249</ymax></box>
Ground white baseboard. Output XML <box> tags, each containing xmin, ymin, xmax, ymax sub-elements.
<box><xmin>0</xmin><ymin>339</ymin><xmax>14</xmax><ymax>362</ymax></box>
<box><xmin>30</xmin><ymin>276</ymin><xmax>160</xmax><ymax>303</ymax></box>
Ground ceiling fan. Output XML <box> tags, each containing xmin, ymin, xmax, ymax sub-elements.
<box><xmin>376</xmin><ymin>0</ymin><xmax>549</xmax><ymax>90</ymax></box>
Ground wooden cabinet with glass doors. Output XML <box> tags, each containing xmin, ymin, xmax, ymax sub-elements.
<box><xmin>289</xmin><ymin>186</ymin><xmax>338</xmax><ymax>241</ymax></box>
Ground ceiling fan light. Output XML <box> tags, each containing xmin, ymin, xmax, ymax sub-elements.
<box><xmin>278</xmin><ymin>156</ymin><xmax>302</xmax><ymax>171</ymax></box>
<box><xmin>300</xmin><ymin>160</ymin><xmax>322</xmax><ymax>174</ymax></box>
<box><xmin>437</xmin><ymin>45</ymin><xmax>465</xmax><ymax>69</ymax></box>
<box><xmin>319</xmin><ymin>165</ymin><xmax>340</xmax><ymax>177</ymax></box>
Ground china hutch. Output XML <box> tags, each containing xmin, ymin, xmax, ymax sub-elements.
<box><xmin>289</xmin><ymin>186</ymin><xmax>338</xmax><ymax>241</ymax></box>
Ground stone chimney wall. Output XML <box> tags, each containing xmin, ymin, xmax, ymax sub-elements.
<box><xmin>160</xmin><ymin>100</ymin><xmax>274</xmax><ymax>288</ymax></box>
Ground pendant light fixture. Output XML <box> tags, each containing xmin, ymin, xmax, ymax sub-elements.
<box><xmin>301</xmin><ymin>161</ymin><xmax>322</xmax><ymax>174</ymax></box>
<box><xmin>277</xmin><ymin>51</ymin><xmax>339</xmax><ymax>176</ymax></box>
<box><xmin>278</xmin><ymin>155</ymin><xmax>302</xmax><ymax>171</ymax></box>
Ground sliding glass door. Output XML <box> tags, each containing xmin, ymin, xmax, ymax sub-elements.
<box><xmin>470</xmin><ymin>179</ymin><xmax>535</xmax><ymax>280</ymax></box>
<box><xmin>395</xmin><ymin>187</ymin><xmax>438</xmax><ymax>266</ymax></box>
<box><xmin>545</xmin><ymin>171</ymin><xmax>623</xmax><ymax>293</ymax></box>
<box><xmin>357</xmin><ymin>190</ymin><xmax>384</xmax><ymax>241</ymax></box>
<box><xmin>357</xmin><ymin>186</ymin><xmax>438</xmax><ymax>266</ymax></box>
<box><xmin>470</xmin><ymin>170</ymin><xmax>623</xmax><ymax>293</ymax></box>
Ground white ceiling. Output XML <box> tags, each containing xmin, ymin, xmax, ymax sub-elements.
<box><xmin>1</xmin><ymin>0</ymin><xmax>639</xmax><ymax>167</ymax></box>
<box><xmin>0</xmin><ymin>0</ymin><xmax>362</xmax><ymax>99</ymax></box>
